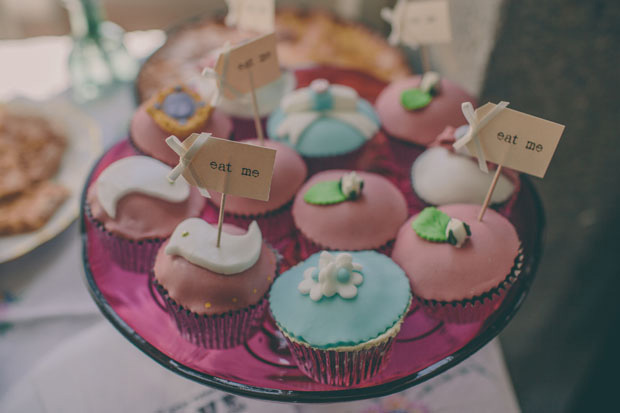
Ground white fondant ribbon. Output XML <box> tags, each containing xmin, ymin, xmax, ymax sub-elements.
<box><xmin>276</xmin><ymin>82</ymin><xmax>379</xmax><ymax>145</ymax></box>
<box><xmin>166</xmin><ymin>133</ymin><xmax>211</xmax><ymax>198</ymax></box>
<box><xmin>453</xmin><ymin>101</ymin><xmax>510</xmax><ymax>173</ymax></box>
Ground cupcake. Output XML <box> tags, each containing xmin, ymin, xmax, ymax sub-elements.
<box><xmin>208</xmin><ymin>139</ymin><xmax>307</xmax><ymax>245</ymax></box>
<box><xmin>198</xmin><ymin>52</ymin><xmax>297</xmax><ymax>141</ymax></box>
<box><xmin>130</xmin><ymin>84</ymin><xmax>233</xmax><ymax>166</ymax></box>
<box><xmin>269</xmin><ymin>250</ymin><xmax>412</xmax><ymax>385</ymax></box>
<box><xmin>267</xmin><ymin>79</ymin><xmax>381</xmax><ymax>175</ymax></box>
<box><xmin>411</xmin><ymin>126</ymin><xmax>520</xmax><ymax>210</ymax></box>
<box><xmin>391</xmin><ymin>205</ymin><xmax>524</xmax><ymax>324</ymax></box>
<box><xmin>292</xmin><ymin>170</ymin><xmax>408</xmax><ymax>258</ymax></box>
<box><xmin>85</xmin><ymin>156</ymin><xmax>205</xmax><ymax>272</ymax></box>
<box><xmin>375</xmin><ymin>72</ymin><xmax>475</xmax><ymax>167</ymax></box>
<box><xmin>152</xmin><ymin>218</ymin><xmax>277</xmax><ymax>348</ymax></box>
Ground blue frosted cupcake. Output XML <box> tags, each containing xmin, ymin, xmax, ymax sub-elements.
<box><xmin>267</xmin><ymin>79</ymin><xmax>381</xmax><ymax>175</ymax></box>
<box><xmin>269</xmin><ymin>250</ymin><xmax>411</xmax><ymax>386</ymax></box>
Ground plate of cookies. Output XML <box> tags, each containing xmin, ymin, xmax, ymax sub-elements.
<box><xmin>80</xmin><ymin>65</ymin><xmax>544</xmax><ymax>402</ymax></box>
<box><xmin>0</xmin><ymin>99</ymin><xmax>102</xmax><ymax>263</ymax></box>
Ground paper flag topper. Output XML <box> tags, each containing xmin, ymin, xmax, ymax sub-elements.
<box><xmin>382</xmin><ymin>0</ymin><xmax>452</xmax><ymax>47</ymax></box>
<box><xmin>225</xmin><ymin>0</ymin><xmax>275</xmax><ymax>34</ymax></box>
<box><xmin>166</xmin><ymin>133</ymin><xmax>276</xmax><ymax>201</ymax></box>
<box><xmin>214</xmin><ymin>33</ymin><xmax>281</xmax><ymax>101</ymax></box>
<box><xmin>454</xmin><ymin>102</ymin><xmax>565</xmax><ymax>178</ymax></box>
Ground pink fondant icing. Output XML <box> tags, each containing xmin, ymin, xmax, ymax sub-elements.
<box><xmin>391</xmin><ymin>204</ymin><xmax>520</xmax><ymax>302</ymax></box>
<box><xmin>86</xmin><ymin>185</ymin><xmax>205</xmax><ymax>241</ymax></box>
<box><xmin>375</xmin><ymin>76</ymin><xmax>476</xmax><ymax>146</ymax></box>
<box><xmin>153</xmin><ymin>224</ymin><xmax>277</xmax><ymax>315</ymax></box>
<box><xmin>129</xmin><ymin>101</ymin><xmax>233</xmax><ymax>166</ymax></box>
<box><xmin>210</xmin><ymin>139</ymin><xmax>307</xmax><ymax>215</ymax></box>
<box><xmin>292</xmin><ymin>170</ymin><xmax>408</xmax><ymax>250</ymax></box>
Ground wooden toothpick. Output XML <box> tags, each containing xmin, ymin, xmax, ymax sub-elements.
<box><xmin>420</xmin><ymin>45</ymin><xmax>431</xmax><ymax>73</ymax></box>
<box><xmin>247</xmin><ymin>67</ymin><xmax>265</xmax><ymax>145</ymax></box>
<box><xmin>216</xmin><ymin>192</ymin><xmax>227</xmax><ymax>247</ymax></box>
<box><xmin>478</xmin><ymin>165</ymin><xmax>503</xmax><ymax>222</ymax></box>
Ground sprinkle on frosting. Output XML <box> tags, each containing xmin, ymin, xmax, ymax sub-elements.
<box><xmin>95</xmin><ymin>156</ymin><xmax>191</xmax><ymax>219</ymax></box>
<box><xmin>298</xmin><ymin>251</ymin><xmax>364</xmax><ymax>301</ymax></box>
<box><xmin>412</xmin><ymin>207</ymin><xmax>471</xmax><ymax>248</ymax></box>
<box><xmin>165</xmin><ymin>218</ymin><xmax>262</xmax><ymax>275</ymax></box>
<box><xmin>304</xmin><ymin>171</ymin><xmax>365</xmax><ymax>205</ymax></box>
<box><xmin>275</xmin><ymin>79</ymin><xmax>379</xmax><ymax>145</ymax></box>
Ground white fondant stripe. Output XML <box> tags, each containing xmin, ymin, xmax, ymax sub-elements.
<box><xmin>96</xmin><ymin>156</ymin><xmax>190</xmax><ymax>218</ymax></box>
<box><xmin>276</xmin><ymin>111</ymin><xmax>378</xmax><ymax>145</ymax></box>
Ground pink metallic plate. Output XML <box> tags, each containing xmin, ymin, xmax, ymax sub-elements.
<box><xmin>81</xmin><ymin>67</ymin><xmax>544</xmax><ymax>403</ymax></box>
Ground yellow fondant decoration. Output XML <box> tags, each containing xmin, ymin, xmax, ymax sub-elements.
<box><xmin>146</xmin><ymin>85</ymin><xmax>213</xmax><ymax>137</ymax></box>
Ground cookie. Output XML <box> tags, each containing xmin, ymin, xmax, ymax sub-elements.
<box><xmin>0</xmin><ymin>181</ymin><xmax>69</xmax><ymax>235</ymax></box>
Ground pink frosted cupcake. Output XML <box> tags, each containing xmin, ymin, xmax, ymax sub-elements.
<box><xmin>391</xmin><ymin>205</ymin><xmax>524</xmax><ymax>324</ymax></box>
<box><xmin>292</xmin><ymin>170</ymin><xmax>408</xmax><ymax>259</ymax></box>
<box><xmin>152</xmin><ymin>219</ymin><xmax>277</xmax><ymax>349</ymax></box>
<box><xmin>130</xmin><ymin>84</ymin><xmax>233</xmax><ymax>166</ymax></box>
<box><xmin>85</xmin><ymin>156</ymin><xmax>205</xmax><ymax>273</ymax></box>
<box><xmin>208</xmin><ymin>139</ymin><xmax>307</xmax><ymax>245</ymax></box>
<box><xmin>375</xmin><ymin>72</ymin><xmax>476</xmax><ymax>167</ymax></box>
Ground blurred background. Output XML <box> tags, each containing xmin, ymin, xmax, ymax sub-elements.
<box><xmin>1</xmin><ymin>0</ymin><xmax>619</xmax><ymax>411</ymax></box>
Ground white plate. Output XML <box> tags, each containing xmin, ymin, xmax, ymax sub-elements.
<box><xmin>0</xmin><ymin>99</ymin><xmax>102</xmax><ymax>263</ymax></box>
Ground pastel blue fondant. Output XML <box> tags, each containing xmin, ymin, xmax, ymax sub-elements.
<box><xmin>311</xmin><ymin>89</ymin><xmax>334</xmax><ymax>111</ymax></box>
<box><xmin>337</xmin><ymin>267</ymin><xmax>350</xmax><ymax>283</ymax></box>
<box><xmin>311</xmin><ymin>268</ymin><xmax>319</xmax><ymax>282</ymax></box>
<box><xmin>266</xmin><ymin>99</ymin><xmax>380</xmax><ymax>157</ymax></box>
<box><xmin>269</xmin><ymin>251</ymin><xmax>411</xmax><ymax>349</ymax></box>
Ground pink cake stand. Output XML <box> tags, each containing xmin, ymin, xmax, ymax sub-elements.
<box><xmin>80</xmin><ymin>136</ymin><xmax>544</xmax><ymax>403</ymax></box>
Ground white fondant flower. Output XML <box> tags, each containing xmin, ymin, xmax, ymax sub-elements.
<box><xmin>340</xmin><ymin>171</ymin><xmax>364</xmax><ymax>199</ymax></box>
<box><xmin>298</xmin><ymin>251</ymin><xmax>363</xmax><ymax>301</ymax></box>
<box><xmin>446</xmin><ymin>218</ymin><xmax>471</xmax><ymax>248</ymax></box>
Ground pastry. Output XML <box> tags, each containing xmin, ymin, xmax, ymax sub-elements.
<box><xmin>292</xmin><ymin>170</ymin><xmax>408</xmax><ymax>258</ymax></box>
<box><xmin>269</xmin><ymin>250</ymin><xmax>411</xmax><ymax>385</ymax></box>
<box><xmin>0</xmin><ymin>181</ymin><xmax>69</xmax><ymax>235</ymax></box>
<box><xmin>0</xmin><ymin>106</ymin><xmax>69</xmax><ymax>234</ymax></box>
<box><xmin>267</xmin><ymin>79</ymin><xmax>380</xmax><ymax>175</ymax></box>
<box><xmin>130</xmin><ymin>85</ymin><xmax>233</xmax><ymax>166</ymax></box>
<box><xmin>375</xmin><ymin>72</ymin><xmax>475</xmax><ymax>165</ymax></box>
<box><xmin>85</xmin><ymin>156</ymin><xmax>205</xmax><ymax>272</ymax></box>
<box><xmin>391</xmin><ymin>205</ymin><xmax>524</xmax><ymax>324</ymax></box>
<box><xmin>411</xmin><ymin>126</ymin><xmax>520</xmax><ymax>207</ymax></box>
<box><xmin>152</xmin><ymin>219</ymin><xmax>277</xmax><ymax>348</ymax></box>
<box><xmin>136</xmin><ymin>9</ymin><xmax>411</xmax><ymax>102</ymax></box>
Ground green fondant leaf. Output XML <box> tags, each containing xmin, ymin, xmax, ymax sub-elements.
<box><xmin>400</xmin><ymin>88</ymin><xmax>433</xmax><ymax>111</ymax></box>
<box><xmin>304</xmin><ymin>180</ymin><xmax>347</xmax><ymax>205</ymax></box>
<box><xmin>412</xmin><ymin>207</ymin><xmax>451</xmax><ymax>242</ymax></box>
